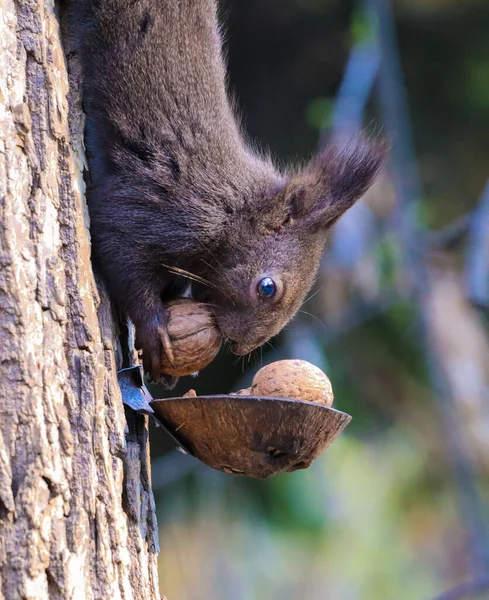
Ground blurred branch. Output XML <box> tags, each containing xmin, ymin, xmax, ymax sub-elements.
<box><xmin>432</xmin><ymin>578</ymin><xmax>489</xmax><ymax>600</ymax></box>
<box><xmin>319</xmin><ymin>38</ymin><xmax>380</xmax><ymax>146</ymax></box>
<box><xmin>426</xmin><ymin>213</ymin><xmax>471</xmax><ymax>250</ymax></box>
<box><xmin>465</xmin><ymin>180</ymin><xmax>489</xmax><ymax>310</ymax></box>
<box><xmin>364</xmin><ymin>0</ymin><xmax>424</xmax><ymax>234</ymax></box>
<box><xmin>366</xmin><ymin>0</ymin><xmax>489</xmax><ymax>576</ymax></box>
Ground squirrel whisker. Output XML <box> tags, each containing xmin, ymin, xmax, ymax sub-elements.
<box><xmin>161</xmin><ymin>263</ymin><xmax>236</xmax><ymax>306</ymax></box>
<box><xmin>161</xmin><ymin>263</ymin><xmax>214</xmax><ymax>287</ymax></box>
<box><xmin>297</xmin><ymin>309</ymin><xmax>327</xmax><ymax>332</ymax></box>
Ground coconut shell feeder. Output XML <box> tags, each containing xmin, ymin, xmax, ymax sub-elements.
<box><xmin>151</xmin><ymin>394</ymin><xmax>351</xmax><ymax>479</ymax></box>
<box><xmin>118</xmin><ymin>366</ymin><xmax>351</xmax><ymax>479</ymax></box>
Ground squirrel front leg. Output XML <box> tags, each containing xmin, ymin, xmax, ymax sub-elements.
<box><xmin>94</xmin><ymin>243</ymin><xmax>179</xmax><ymax>387</ymax></box>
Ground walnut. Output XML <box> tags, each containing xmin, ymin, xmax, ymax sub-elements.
<box><xmin>250</xmin><ymin>359</ymin><xmax>334</xmax><ymax>406</ymax></box>
<box><xmin>160</xmin><ymin>299</ymin><xmax>222</xmax><ymax>376</ymax></box>
<box><xmin>229</xmin><ymin>388</ymin><xmax>252</xmax><ymax>396</ymax></box>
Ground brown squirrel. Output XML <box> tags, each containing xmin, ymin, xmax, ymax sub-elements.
<box><xmin>77</xmin><ymin>0</ymin><xmax>385</xmax><ymax>385</ymax></box>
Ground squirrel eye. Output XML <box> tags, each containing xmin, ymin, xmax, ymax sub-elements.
<box><xmin>257</xmin><ymin>277</ymin><xmax>276</xmax><ymax>298</ymax></box>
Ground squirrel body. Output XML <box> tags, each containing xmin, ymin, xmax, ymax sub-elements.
<box><xmin>78</xmin><ymin>0</ymin><xmax>385</xmax><ymax>382</ymax></box>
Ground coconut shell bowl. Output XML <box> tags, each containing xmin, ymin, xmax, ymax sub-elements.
<box><xmin>150</xmin><ymin>394</ymin><xmax>351</xmax><ymax>479</ymax></box>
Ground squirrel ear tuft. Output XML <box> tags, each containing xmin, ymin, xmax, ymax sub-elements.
<box><xmin>291</xmin><ymin>134</ymin><xmax>388</xmax><ymax>229</ymax></box>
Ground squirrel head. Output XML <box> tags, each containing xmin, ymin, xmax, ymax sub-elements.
<box><xmin>192</xmin><ymin>135</ymin><xmax>387</xmax><ymax>354</ymax></box>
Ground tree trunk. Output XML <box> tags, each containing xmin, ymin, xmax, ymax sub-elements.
<box><xmin>0</xmin><ymin>0</ymin><xmax>161</xmax><ymax>598</ymax></box>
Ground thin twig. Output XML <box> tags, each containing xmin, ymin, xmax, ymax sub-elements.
<box><xmin>465</xmin><ymin>179</ymin><xmax>489</xmax><ymax>310</ymax></box>
<box><xmin>431</xmin><ymin>577</ymin><xmax>489</xmax><ymax>600</ymax></box>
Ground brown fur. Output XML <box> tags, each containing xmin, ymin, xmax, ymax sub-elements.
<box><xmin>76</xmin><ymin>0</ymin><xmax>386</xmax><ymax>384</ymax></box>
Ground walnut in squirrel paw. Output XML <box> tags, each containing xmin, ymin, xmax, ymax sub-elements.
<box><xmin>137</xmin><ymin>299</ymin><xmax>222</xmax><ymax>382</ymax></box>
<box><xmin>135</xmin><ymin>306</ymin><xmax>176</xmax><ymax>387</ymax></box>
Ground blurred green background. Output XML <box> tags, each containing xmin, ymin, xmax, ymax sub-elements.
<box><xmin>149</xmin><ymin>1</ymin><xmax>489</xmax><ymax>598</ymax></box>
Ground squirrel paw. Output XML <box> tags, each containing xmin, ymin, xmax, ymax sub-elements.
<box><xmin>135</xmin><ymin>310</ymin><xmax>179</xmax><ymax>389</ymax></box>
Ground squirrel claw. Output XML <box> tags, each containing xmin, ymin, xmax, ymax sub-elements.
<box><xmin>160</xmin><ymin>374</ymin><xmax>179</xmax><ymax>389</ymax></box>
<box><xmin>158</xmin><ymin>323</ymin><xmax>175</xmax><ymax>365</ymax></box>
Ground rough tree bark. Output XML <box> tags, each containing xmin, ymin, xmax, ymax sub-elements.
<box><xmin>0</xmin><ymin>0</ymin><xmax>161</xmax><ymax>598</ymax></box>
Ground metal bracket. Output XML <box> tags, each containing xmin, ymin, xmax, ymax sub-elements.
<box><xmin>117</xmin><ymin>365</ymin><xmax>154</xmax><ymax>414</ymax></box>
<box><xmin>117</xmin><ymin>365</ymin><xmax>190</xmax><ymax>456</ymax></box>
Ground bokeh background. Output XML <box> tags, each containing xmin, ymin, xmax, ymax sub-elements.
<box><xmin>149</xmin><ymin>1</ymin><xmax>489</xmax><ymax>598</ymax></box>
